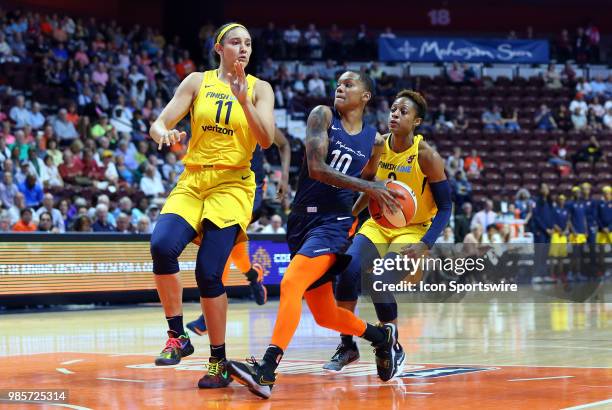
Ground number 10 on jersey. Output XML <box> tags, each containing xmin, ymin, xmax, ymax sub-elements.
<box><xmin>329</xmin><ymin>149</ymin><xmax>352</xmax><ymax>174</ymax></box>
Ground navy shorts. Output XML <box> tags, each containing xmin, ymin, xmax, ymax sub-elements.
<box><xmin>287</xmin><ymin>211</ymin><xmax>355</xmax><ymax>290</ymax></box>
<box><xmin>251</xmin><ymin>183</ymin><xmax>264</xmax><ymax>223</ymax></box>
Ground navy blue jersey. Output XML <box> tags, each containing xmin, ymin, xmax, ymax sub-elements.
<box><xmin>292</xmin><ymin>109</ymin><xmax>376</xmax><ymax>213</ymax></box>
<box><xmin>553</xmin><ymin>204</ymin><xmax>569</xmax><ymax>231</ymax></box>
<box><xmin>566</xmin><ymin>200</ymin><xmax>588</xmax><ymax>234</ymax></box>
<box><xmin>251</xmin><ymin>144</ymin><xmax>265</xmax><ymax>186</ymax></box>
<box><xmin>584</xmin><ymin>198</ymin><xmax>599</xmax><ymax>228</ymax></box>
<box><xmin>599</xmin><ymin>200</ymin><xmax>612</xmax><ymax>230</ymax></box>
<box><xmin>532</xmin><ymin>198</ymin><xmax>555</xmax><ymax>234</ymax></box>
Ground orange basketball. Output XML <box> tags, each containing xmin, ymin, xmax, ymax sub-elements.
<box><xmin>369</xmin><ymin>180</ymin><xmax>418</xmax><ymax>229</ymax></box>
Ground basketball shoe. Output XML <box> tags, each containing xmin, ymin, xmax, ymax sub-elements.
<box><xmin>249</xmin><ymin>263</ymin><xmax>267</xmax><ymax>305</ymax></box>
<box><xmin>197</xmin><ymin>357</ymin><xmax>233</xmax><ymax>388</ymax></box>
<box><xmin>154</xmin><ymin>330</ymin><xmax>194</xmax><ymax>366</ymax></box>
<box><xmin>322</xmin><ymin>342</ymin><xmax>360</xmax><ymax>372</ymax></box>
<box><xmin>186</xmin><ymin>315</ymin><xmax>207</xmax><ymax>335</ymax></box>
<box><xmin>227</xmin><ymin>357</ymin><xmax>276</xmax><ymax>399</ymax></box>
<box><xmin>373</xmin><ymin>323</ymin><xmax>406</xmax><ymax>381</ymax></box>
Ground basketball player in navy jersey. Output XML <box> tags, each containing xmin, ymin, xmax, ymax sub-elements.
<box><xmin>567</xmin><ymin>186</ymin><xmax>589</xmax><ymax>279</ymax></box>
<box><xmin>596</xmin><ymin>186</ymin><xmax>611</xmax><ymax>272</ymax></box>
<box><xmin>581</xmin><ymin>183</ymin><xmax>599</xmax><ymax>245</ymax></box>
<box><xmin>227</xmin><ymin>71</ymin><xmax>406</xmax><ymax>399</ymax></box>
<box><xmin>550</xmin><ymin>193</ymin><xmax>570</xmax><ymax>284</ymax></box>
<box><xmin>186</xmin><ymin>127</ymin><xmax>291</xmax><ymax>335</ymax></box>
<box><xmin>323</xmin><ymin>89</ymin><xmax>451</xmax><ymax>372</ymax></box>
<box><xmin>597</xmin><ymin>186</ymin><xmax>611</xmax><ymax>244</ymax></box>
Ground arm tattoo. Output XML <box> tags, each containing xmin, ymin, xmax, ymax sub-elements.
<box><xmin>304</xmin><ymin>106</ymin><xmax>330</xmax><ymax>166</ymax></box>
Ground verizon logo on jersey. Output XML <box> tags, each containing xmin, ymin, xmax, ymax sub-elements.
<box><xmin>202</xmin><ymin>124</ymin><xmax>234</xmax><ymax>136</ymax></box>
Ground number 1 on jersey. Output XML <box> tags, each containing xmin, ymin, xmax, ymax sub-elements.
<box><xmin>215</xmin><ymin>100</ymin><xmax>233</xmax><ymax>125</ymax></box>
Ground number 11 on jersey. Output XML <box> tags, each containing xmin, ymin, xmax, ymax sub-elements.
<box><xmin>215</xmin><ymin>100</ymin><xmax>232</xmax><ymax>125</ymax></box>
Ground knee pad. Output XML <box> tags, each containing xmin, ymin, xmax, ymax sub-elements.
<box><xmin>335</xmin><ymin>255</ymin><xmax>361</xmax><ymax>301</ymax></box>
<box><xmin>371</xmin><ymin>252</ymin><xmax>402</xmax><ymax>322</ymax></box>
<box><xmin>335</xmin><ymin>234</ymin><xmax>378</xmax><ymax>301</ymax></box>
<box><xmin>151</xmin><ymin>214</ymin><xmax>197</xmax><ymax>274</ymax></box>
<box><xmin>195</xmin><ymin>220</ymin><xmax>239</xmax><ymax>298</ymax></box>
<box><xmin>374</xmin><ymin>301</ymin><xmax>398</xmax><ymax>323</ymax></box>
<box><xmin>196</xmin><ymin>274</ymin><xmax>226</xmax><ymax>298</ymax></box>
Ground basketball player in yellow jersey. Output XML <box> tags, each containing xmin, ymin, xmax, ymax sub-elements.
<box><xmin>323</xmin><ymin>90</ymin><xmax>451</xmax><ymax>372</ymax></box>
<box><xmin>148</xmin><ymin>22</ymin><xmax>275</xmax><ymax>389</ymax></box>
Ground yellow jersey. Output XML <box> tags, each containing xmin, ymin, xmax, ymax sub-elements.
<box><xmin>182</xmin><ymin>69</ymin><xmax>258</xmax><ymax>167</ymax></box>
<box><xmin>376</xmin><ymin>134</ymin><xmax>437</xmax><ymax>225</ymax></box>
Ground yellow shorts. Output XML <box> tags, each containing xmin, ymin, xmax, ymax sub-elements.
<box><xmin>596</xmin><ymin>231</ymin><xmax>612</xmax><ymax>244</ymax></box>
<box><xmin>359</xmin><ymin>219</ymin><xmax>430</xmax><ymax>285</ymax></box>
<box><xmin>161</xmin><ymin>167</ymin><xmax>255</xmax><ymax>242</ymax></box>
<box><xmin>569</xmin><ymin>233</ymin><xmax>587</xmax><ymax>244</ymax></box>
<box><xmin>359</xmin><ymin>218</ymin><xmax>430</xmax><ymax>257</ymax></box>
<box><xmin>549</xmin><ymin>232</ymin><xmax>568</xmax><ymax>258</ymax></box>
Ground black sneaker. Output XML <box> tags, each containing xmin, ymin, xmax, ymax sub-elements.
<box><xmin>186</xmin><ymin>315</ymin><xmax>208</xmax><ymax>336</ymax></box>
<box><xmin>197</xmin><ymin>358</ymin><xmax>233</xmax><ymax>388</ymax></box>
<box><xmin>249</xmin><ymin>264</ymin><xmax>268</xmax><ymax>306</ymax></box>
<box><xmin>372</xmin><ymin>323</ymin><xmax>405</xmax><ymax>382</ymax></box>
<box><xmin>227</xmin><ymin>357</ymin><xmax>276</xmax><ymax>399</ymax></box>
<box><xmin>154</xmin><ymin>330</ymin><xmax>194</xmax><ymax>366</ymax></box>
<box><xmin>322</xmin><ymin>342</ymin><xmax>360</xmax><ymax>372</ymax></box>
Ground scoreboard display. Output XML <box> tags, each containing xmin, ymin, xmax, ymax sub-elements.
<box><xmin>0</xmin><ymin>234</ymin><xmax>289</xmax><ymax>298</ymax></box>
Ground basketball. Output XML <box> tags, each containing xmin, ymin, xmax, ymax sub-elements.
<box><xmin>369</xmin><ymin>180</ymin><xmax>418</xmax><ymax>228</ymax></box>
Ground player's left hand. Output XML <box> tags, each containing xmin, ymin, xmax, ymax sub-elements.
<box><xmin>276</xmin><ymin>176</ymin><xmax>289</xmax><ymax>201</ymax></box>
<box><xmin>400</xmin><ymin>241</ymin><xmax>429</xmax><ymax>259</ymax></box>
<box><xmin>228</xmin><ymin>60</ymin><xmax>249</xmax><ymax>105</ymax></box>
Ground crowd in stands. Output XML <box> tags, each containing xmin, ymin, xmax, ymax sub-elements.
<box><xmin>200</xmin><ymin>21</ymin><xmax>606</xmax><ymax>64</ymax></box>
<box><xmin>0</xmin><ymin>7</ymin><xmax>609</xmax><ymax>243</ymax></box>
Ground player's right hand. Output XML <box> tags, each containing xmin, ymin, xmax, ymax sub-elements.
<box><xmin>366</xmin><ymin>180</ymin><xmax>404</xmax><ymax>214</ymax></box>
<box><xmin>228</xmin><ymin>60</ymin><xmax>249</xmax><ymax>105</ymax></box>
<box><xmin>157</xmin><ymin>129</ymin><xmax>186</xmax><ymax>150</ymax></box>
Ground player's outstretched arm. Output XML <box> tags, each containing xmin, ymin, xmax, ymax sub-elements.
<box><xmin>361</xmin><ymin>133</ymin><xmax>386</xmax><ymax>180</ymax></box>
<box><xmin>305</xmin><ymin>106</ymin><xmax>401</xmax><ymax>213</ymax></box>
<box><xmin>418</xmin><ymin>141</ymin><xmax>447</xmax><ymax>184</ymax></box>
<box><xmin>406</xmin><ymin>141</ymin><xmax>452</xmax><ymax>253</ymax></box>
<box><xmin>352</xmin><ymin>193</ymin><xmax>369</xmax><ymax>217</ymax></box>
<box><xmin>351</xmin><ymin>133</ymin><xmax>387</xmax><ymax>216</ymax></box>
<box><xmin>273</xmin><ymin>127</ymin><xmax>291</xmax><ymax>201</ymax></box>
<box><xmin>149</xmin><ymin>72</ymin><xmax>200</xmax><ymax>149</ymax></box>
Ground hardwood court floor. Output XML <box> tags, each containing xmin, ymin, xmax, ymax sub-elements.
<box><xmin>0</xmin><ymin>301</ymin><xmax>611</xmax><ymax>409</ymax></box>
